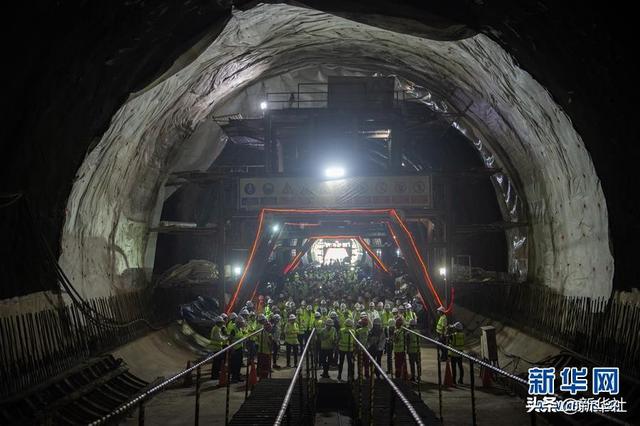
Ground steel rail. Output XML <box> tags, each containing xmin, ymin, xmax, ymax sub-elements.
<box><xmin>403</xmin><ymin>327</ymin><xmax>631</xmax><ymax>426</ymax></box>
<box><xmin>273</xmin><ymin>328</ymin><xmax>316</xmax><ymax>425</ymax></box>
<box><xmin>89</xmin><ymin>327</ymin><xmax>264</xmax><ymax>425</ymax></box>
<box><xmin>349</xmin><ymin>330</ymin><xmax>426</xmax><ymax>426</ymax></box>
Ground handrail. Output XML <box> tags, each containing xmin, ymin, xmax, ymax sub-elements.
<box><xmin>402</xmin><ymin>327</ymin><xmax>527</xmax><ymax>385</ymax></box>
<box><xmin>403</xmin><ymin>327</ymin><xmax>630</xmax><ymax>426</ymax></box>
<box><xmin>273</xmin><ymin>328</ymin><xmax>316</xmax><ymax>426</ymax></box>
<box><xmin>89</xmin><ymin>327</ymin><xmax>265</xmax><ymax>425</ymax></box>
<box><xmin>349</xmin><ymin>330</ymin><xmax>426</xmax><ymax>426</ymax></box>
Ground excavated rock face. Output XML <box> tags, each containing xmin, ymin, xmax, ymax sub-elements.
<box><xmin>2</xmin><ymin>1</ymin><xmax>636</xmax><ymax>306</ymax></box>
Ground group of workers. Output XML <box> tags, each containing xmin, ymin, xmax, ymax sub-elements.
<box><xmin>207</xmin><ymin>294</ymin><xmax>466</xmax><ymax>385</ymax></box>
<box><xmin>277</xmin><ymin>263</ymin><xmax>413</xmax><ymax>310</ymax></box>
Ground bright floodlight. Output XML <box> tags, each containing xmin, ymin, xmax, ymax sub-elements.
<box><xmin>272</xmin><ymin>223</ymin><xmax>280</xmax><ymax>233</ymax></box>
<box><xmin>233</xmin><ymin>266</ymin><xmax>243</xmax><ymax>276</ymax></box>
<box><xmin>396</xmin><ymin>248</ymin><xmax>401</xmax><ymax>257</ymax></box>
<box><xmin>260</xmin><ymin>101</ymin><xmax>268</xmax><ymax>110</ymax></box>
<box><xmin>439</xmin><ymin>267</ymin><xmax>447</xmax><ymax>277</ymax></box>
<box><xmin>324</xmin><ymin>165</ymin><xmax>345</xmax><ymax>179</ymax></box>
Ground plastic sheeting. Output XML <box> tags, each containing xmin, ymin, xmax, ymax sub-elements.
<box><xmin>60</xmin><ymin>3</ymin><xmax>613</xmax><ymax>301</ymax></box>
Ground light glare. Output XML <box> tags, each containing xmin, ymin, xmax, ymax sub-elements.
<box><xmin>233</xmin><ymin>266</ymin><xmax>243</xmax><ymax>276</ymax></box>
<box><xmin>439</xmin><ymin>267</ymin><xmax>447</xmax><ymax>277</ymax></box>
<box><xmin>260</xmin><ymin>101</ymin><xmax>268</xmax><ymax>110</ymax></box>
<box><xmin>324</xmin><ymin>166</ymin><xmax>345</xmax><ymax>179</ymax></box>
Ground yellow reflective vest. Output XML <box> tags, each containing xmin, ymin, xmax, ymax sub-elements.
<box><xmin>284</xmin><ymin>322</ymin><xmax>299</xmax><ymax>344</ymax></box>
<box><xmin>449</xmin><ymin>331</ymin><xmax>465</xmax><ymax>356</ymax></box>
<box><xmin>319</xmin><ymin>327</ymin><xmax>337</xmax><ymax>350</ymax></box>
<box><xmin>393</xmin><ymin>328</ymin><xmax>406</xmax><ymax>353</ymax></box>
<box><xmin>338</xmin><ymin>327</ymin><xmax>355</xmax><ymax>352</ymax></box>
<box><xmin>436</xmin><ymin>314</ymin><xmax>448</xmax><ymax>335</ymax></box>
<box><xmin>407</xmin><ymin>330</ymin><xmax>420</xmax><ymax>354</ymax></box>
<box><xmin>209</xmin><ymin>325</ymin><xmax>228</xmax><ymax>351</ymax></box>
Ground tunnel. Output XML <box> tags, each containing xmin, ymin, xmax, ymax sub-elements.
<box><xmin>1</xmin><ymin>1</ymin><xmax>638</xmax><ymax>425</ymax></box>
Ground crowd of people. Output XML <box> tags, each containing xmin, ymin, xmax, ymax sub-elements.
<box><xmin>205</xmin><ymin>263</ymin><xmax>466</xmax><ymax>385</ymax></box>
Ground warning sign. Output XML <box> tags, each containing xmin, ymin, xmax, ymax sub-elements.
<box><xmin>238</xmin><ymin>176</ymin><xmax>431</xmax><ymax>210</ymax></box>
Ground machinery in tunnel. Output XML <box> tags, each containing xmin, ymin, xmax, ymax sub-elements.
<box><xmin>1</xmin><ymin>1</ymin><xmax>639</xmax><ymax>425</ymax></box>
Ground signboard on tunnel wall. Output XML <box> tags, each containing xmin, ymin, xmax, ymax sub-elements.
<box><xmin>238</xmin><ymin>175</ymin><xmax>431</xmax><ymax>209</ymax></box>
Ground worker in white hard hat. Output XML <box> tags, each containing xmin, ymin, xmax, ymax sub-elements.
<box><xmin>209</xmin><ymin>316</ymin><xmax>228</xmax><ymax>380</ymax></box>
<box><xmin>367</xmin><ymin>317</ymin><xmax>385</xmax><ymax>379</ymax></box>
<box><xmin>337</xmin><ymin>318</ymin><xmax>355</xmax><ymax>381</ymax></box>
<box><xmin>448</xmin><ymin>322</ymin><xmax>465</xmax><ymax>384</ymax></box>
<box><xmin>407</xmin><ymin>318</ymin><xmax>421</xmax><ymax>382</ymax></box>
<box><xmin>435</xmin><ymin>306</ymin><xmax>448</xmax><ymax>361</ymax></box>
<box><xmin>319</xmin><ymin>319</ymin><xmax>337</xmax><ymax>378</ymax></box>
<box><xmin>284</xmin><ymin>314</ymin><xmax>299</xmax><ymax>367</ymax></box>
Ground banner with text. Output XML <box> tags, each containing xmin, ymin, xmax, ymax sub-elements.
<box><xmin>238</xmin><ymin>176</ymin><xmax>431</xmax><ymax>210</ymax></box>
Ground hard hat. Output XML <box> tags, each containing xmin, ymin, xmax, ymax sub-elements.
<box><xmin>392</xmin><ymin>308</ymin><xmax>398</xmax><ymax>314</ymax></box>
<box><xmin>315</xmin><ymin>311</ymin><xmax>321</xmax><ymax>318</ymax></box>
<box><xmin>321</xmin><ymin>299</ymin><xmax>326</xmax><ymax>305</ymax></box>
<box><xmin>340</xmin><ymin>303</ymin><xmax>346</xmax><ymax>309</ymax></box>
<box><xmin>240</xmin><ymin>309</ymin><xmax>250</xmax><ymax>316</ymax></box>
<box><xmin>395</xmin><ymin>317</ymin><xmax>404</xmax><ymax>327</ymax></box>
<box><xmin>221</xmin><ymin>313</ymin><xmax>228</xmax><ymax>320</ymax></box>
<box><xmin>306</xmin><ymin>304</ymin><xmax>313</xmax><ymax>310</ymax></box>
<box><xmin>453</xmin><ymin>321</ymin><xmax>463</xmax><ymax>330</ymax></box>
<box><xmin>214</xmin><ymin>316</ymin><xmax>224</xmax><ymax>323</ymax></box>
<box><xmin>289</xmin><ymin>314</ymin><xmax>296</xmax><ymax>320</ymax></box>
<box><xmin>330</xmin><ymin>311</ymin><xmax>338</xmax><ymax>318</ymax></box>
<box><xmin>360</xmin><ymin>312</ymin><xmax>368</xmax><ymax>318</ymax></box>
<box><xmin>301</xmin><ymin>300</ymin><xmax>306</xmax><ymax>306</ymax></box>
<box><xmin>267</xmin><ymin>299</ymin><xmax>273</xmax><ymax>304</ymax></box>
<box><xmin>345</xmin><ymin>319</ymin><xmax>354</xmax><ymax>327</ymax></box>
<box><xmin>398</xmin><ymin>305</ymin><xmax>405</xmax><ymax>311</ymax></box>
<box><xmin>405</xmin><ymin>302</ymin><xmax>412</xmax><ymax>309</ymax></box>
<box><xmin>325</xmin><ymin>319</ymin><xmax>333</xmax><ymax>327</ymax></box>
<box><xmin>272</xmin><ymin>314</ymin><xmax>281</xmax><ymax>322</ymax></box>
<box><xmin>354</xmin><ymin>302</ymin><xmax>360</xmax><ymax>309</ymax></box>
<box><xmin>436</xmin><ymin>306</ymin><xmax>446</xmax><ymax>313</ymax></box>
<box><xmin>246</xmin><ymin>301</ymin><xmax>254</xmax><ymax>308</ymax></box>
<box><xmin>257</xmin><ymin>314</ymin><xmax>266</xmax><ymax>322</ymax></box>
<box><xmin>229</xmin><ymin>312</ymin><xmax>238</xmax><ymax>320</ymax></box>
<box><xmin>377</xmin><ymin>302</ymin><xmax>384</xmax><ymax>308</ymax></box>
<box><xmin>369</xmin><ymin>302</ymin><xmax>375</xmax><ymax>308</ymax></box>
<box><xmin>320</xmin><ymin>307</ymin><xmax>328</xmax><ymax>315</ymax></box>
<box><xmin>236</xmin><ymin>317</ymin><xmax>246</xmax><ymax>325</ymax></box>
<box><xmin>409</xmin><ymin>318</ymin><xmax>417</xmax><ymax>326</ymax></box>
<box><xmin>373</xmin><ymin>317</ymin><xmax>382</xmax><ymax>325</ymax></box>
<box><xmin>333</xmin><ymin>301</ymin><xmax>339</xmax><ymax>307</ymax></box>
<box><xmin>249</xmin><ymin>311</ymin><xmax>256</xmax><ymax>316</ymax></box>
<box><xmin>384</xmin><ymin>303</ymin><xmax>391</xmax><ymax>310</ymax></box>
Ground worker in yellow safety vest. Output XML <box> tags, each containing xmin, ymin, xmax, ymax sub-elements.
<box><xmin>284</xmin><ymin>314</ymin><xmax>299</xmax><ymax>367</ymax></box>
<box><xmin>393</xmin><ymin>317</ymin><xmax>407</xmax><ymax>379</ymax></box>
<box><xmin>338</xmin><ymin>318</ymin><xmax>355</xmax><ymax>381</ymax></box>
<box><xmin>435</xmin><ymin>306</ymin><xmax>448</xmax><ymax>361</ymax></box>
<box><xmin>209</xmin><ymin>316</ymin><xmax>228</xmax><ymax>380</ymax></box>
<box><xmin>406</xmin><ymin>318</ymin><xmax>421</xmax><ymax>382</ymax></box>
<box><xmin>319</xmin><ymin>319</ymin><xmax>337</xmax><ymax>378</ymax></box>
<box><xmin>256</xmin><ymin>315</ymin><xmax>273</xmax><ymax>380</ymax></box>
<box><xmin>230</xmin><ymin>317</ymin><xmax>246</xmax><ymax>382</ymax></box>
<box><xmin>448</xmin><ymin>322</ymin><xmax>465</xmax><ymax>384</ymax></box>
<box><xmin>356</xmin><ymin>316</ymin><xmax>370</xmax><ymax>379</ymax></box>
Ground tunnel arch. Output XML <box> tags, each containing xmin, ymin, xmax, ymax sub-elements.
<box><xmin>59</xmin><ymin>3</ymin><xmax>612</xmax><ymax>302</ymax></box>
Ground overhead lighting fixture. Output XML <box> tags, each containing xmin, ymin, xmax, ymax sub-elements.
<box><xmin>272</xmin><ymin>223</ymin><xmax>280</xmax><ymax>233</ymax></box>
<box><xmin>396</xmin><ymin>248</ymin><xmax>401</xmax><ymax>257</ymax></box>
<box><xmin>260</xmin><ymin>101</ymin><xmax>268</xmax><ymax>110</ymax></box>
<box><xmin>324</xmin><ymin>166</ymin><xmax>345</xmax><ymax>179</ymax></box>
<box><xmin>439</xmin><ymin>267</ymin><xmax>447</xmax><ymax>277</ymax></box>
<box><xmin>233</xmin><ymin>265</ymin><xmax>243</xmax><ymax>276</ymax></box>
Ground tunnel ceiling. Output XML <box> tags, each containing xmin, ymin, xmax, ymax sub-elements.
<box><xmin>2</xmin><ymin>1</ymin><xmax>637</xmax><ymax>308</ymax></box>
